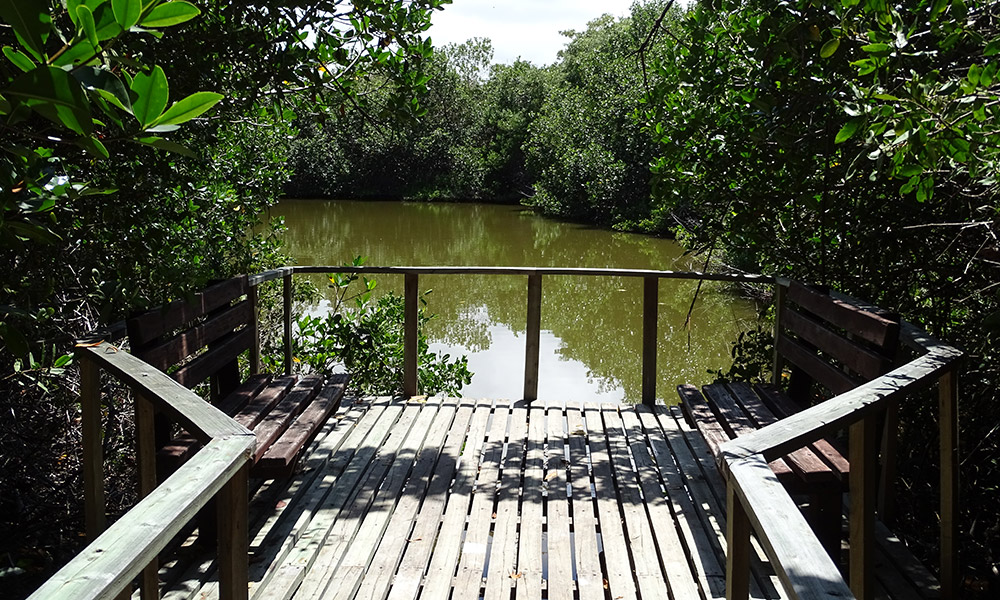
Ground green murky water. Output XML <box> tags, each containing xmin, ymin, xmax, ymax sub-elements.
<box><xmin>268</xmin><ymin>199</ymin><xmax>760</xmax><ymax>402</ymax></box>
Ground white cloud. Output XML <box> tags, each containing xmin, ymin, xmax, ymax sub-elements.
<box><xmin>428</xmin><ymin>0</ymin><xmax>637</xmax><ymax>66</ymax></box>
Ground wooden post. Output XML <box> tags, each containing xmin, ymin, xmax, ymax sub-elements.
<box><xmin>642</xmin><ymin>276</ymin><xmax>658</xmax><ymax>406</ymax></box>
<box><xmin>939</xmin><ymin>369</ymin><xmax>959</xmax><ymax>600</ymax></box>
<box><xmin>849</xmin><ymin>416</ymin><xmax>877</xmax><ymax>600</ymax></box>
<box><xmin>248</xmin><ymin>283</ymin><xmax>261</xmax><ymax>374</ymax></box>
<box><xmin>283</xmin><ymin>271</ymin><xmax>293</xmax><ymax>376</ymax></box>
<box><xmin>80</xmin><ymin>354</ymin><xmax>105</xmax><ymax>541</ymax></box>
<box><xmin>218</xmin><ymin>462</ymin><xmax>250</xmax><ymax>600</ymax></box>
<box><xmin>135</xmin><ymin>394</ymin><xmax>159</xmax><ymax>600</ymax></box>
<box><xmin>524</xmin><ymin>273</ymin><xmax>542</xmax><ymax>402</ymax></box>
<box><xmin>877</xmin><ymin>400</ymin><xmax>900</xmax><ymax>523</ymax></box>
<box><xmin>771</xmin><ymin>282</ymin><xmax>786</xmax><ymax>386</ymax></box>
<box><xmin>404</xmin><ymin>273</ymin><xmax>419</xmax><ymax>397</ymax></box>
<box><xmin>726</xmin><ymin>482</ymin><xmax>751</xmax><ymax>600</ymax></box>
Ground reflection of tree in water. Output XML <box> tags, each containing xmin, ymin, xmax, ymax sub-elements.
<box><xmin>274</xmin><ymin>199</ymin><xmax>760</xmax><ymax>402</ymax></box>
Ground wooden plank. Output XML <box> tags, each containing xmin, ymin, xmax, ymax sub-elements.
<box><xmin>483</xmin><ymin>405</ymin><xmax>527</xmax><ymax>600</ymax></box>
<box><xmin>248</xmin><ymin>375</ymin><xmax>323</xmax><ymax>463</ymax></box>
<box><xmin>677</xmin><ymin>384</ymin><xmax>732</xmax><ymax>458</ymax></box>
<box><xmin>583</xmin><ymin>404</ymin><xmax>636</xmax><ymax>599</ymax></box>
<box><xmin>353</xmin><ymin>401</ymin><xmax>461</xmax><ymax>600</ymax></box>
<box><xmin>419</xmin><ymin>401</ymin><xmax>494</xmax><ymax>599</ymax></box>
<box><xmin>728</xmin><ymin>455</ymin><xmax>853</xmax><ymax>600</ymax></box>
<box><xmin>385</xmin><ymin>403</ymin><xmax>476</xmax><ymax>600</ymax></box>
<box><xmin>452</xmin><ymin>402</ymin><xmax>510</xmax><ymax>599</ymax></box>
<box><xmin>727</xmin><ymin>482</ymin><xmax>752</xmax><ymax>600</ymax></box>
<box><xmin>255</xmin><ymin>376</ymin><xmax>348</xmax><ymax>478</ymax></box>
<box><xmin>327</xmin><ymin>400</ymin><xmax>443</xmax><ymax>600</ymax></box>
<box><xmin>127</xmin><ymin>276</ymin><xmax>248</xmax><ymax>347</ymax></box>
<box><xmin>515</xmin><ymin>404</ymin><xmax>546</xmax><ymax>600</ymax></box>
<box><xmin>216</xmin><ymin>375</ymin><xmax>273</xmax><ymax>417</ymax></box>
<box><xmin>619</xmin><ymin>407</ymin><xmax>700</xmax><ymax>599</ymax></box>
<box><xmin>873</xmin><ymin>520</ymin><xmax>941</xmax><ymax>599</ymax></box>
<box><xmin>135</xmin><ymin>394</ymin><xmax>159</xmax><ymax>600</ymax></box>
<box><xmin>172</xmin><ymin>327</ymin><xmax>254</xmax><ymax>391</ymax></box>
<box><xmin>80</xmin><ymin>355</ymin><xmax>105</xmax><ymax>541</ymax></box>
<box><xmin>283</xmin><ymin>273</ymin><xmax>292</xmax><ymax>376</ymax></box>
<box><xmin>545</xmin><ymin>405</ymin><xmax>573</xmax><ymax>600</ymax></box>
<box><xmin>262</xmin><ymin>403</ymin><xmax>405</xmax><ymax>600</ymax></box>
<box><xmin>939</xmin><ymin>369</ymin><xmax>959</xmax><ymax>600</ymax></box>
<box><xmin>293</xmin><ymin>402</ymin><xmax>424</xmax><ymax>600</ymax></box>
<box><xmin>775</xmin><ymin>333</ymin><xmax>861</xmax><ymax>396</ymax></box>
<box><xmin>565</xmin><ymin>405</ymin><xmax>604</xmax><ymax>600</ymax></box>
<box><xmin>785</xmin><ymin>281</ymin><xmax>899</xmax><ymax>349</ymax></box>
<box><xmin>231</xmin><ymin>376</ymin><xmax>296</xmax><ymax>429</ymax></box>
<box><xmin>701</xmin><ymin>384</ymin><xmax>796</xmax><ymax>481</ymax></box>
<box><xmin>639</xmin><ymin>405</ymin><xmax>726</xmax><ymax>600</ymax></box>
<box><xmin>782</xmin><ymin>307</ymin><xmax>891</xmax><ymax>380</ymax></box>
<box><xmin>642</xmin><ymin>276</ymin><xmax>658</xmax><ymax>405</ymax></box>
<box><xmin>772</xmin><ymin>282</ymin><xmax>786</xmax><ymax>386</ymax></box>
<box><xmin>754</xmin><ymin>385</ymin><xmax>850</xmax><ymax>479</ymax></box>
<box><xmin>27</xmin><ymin>436</ymin><xmax>253</xmax><ymax>600</ymax></box>
<box><xmin>524</xmin><ymin>274</ymin><xmax>541</xmax><ymax>401</ymax></box>
<box><xmin>404</xmin><ymin>273</ymin><xmax>418</xmax><ymax>397</ymax></box>
<box><xmin>136</xmin><ymin>300</ymin><xmax>253</xmax><ymax>370</ymax></box>
<box><xmin>603</xmin><ymin>404</ymin><xmax>669</xmax><ymax>600</ymax></box>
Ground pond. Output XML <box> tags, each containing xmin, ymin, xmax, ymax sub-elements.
<box><xmin>267</xmin><ymin>199</ymin><xmax>761</xmax><ymax>403</ymax></box>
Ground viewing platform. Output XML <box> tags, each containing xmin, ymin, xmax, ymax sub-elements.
<box><xmin>30</xmin><ymin>267</ymin><xmax>962</xmax><ymax>600</ymax></box>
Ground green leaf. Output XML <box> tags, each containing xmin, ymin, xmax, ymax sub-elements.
<box><xmin>6</xmin><ymin>66</ymin><xmax>92</xmax><ymax>135</ymax></box>
<box><xmin>72</xmin><ymin>66</ymin><xmax>132</xmax><ymax>113</ymax></box>
<box><xmin>112</xmin><ymin>0</ymin><xmax>141</xmax><ymax>29</ymax></box>
<box><xmin>130</xmin><ymin>65</ymin><xmax>169</xmax><ymax>128</ymax></box>
<box><xmin>52</xmin><ymin>39</ymin><xmax>99</xmax><ymax>67</ymax></box>
<box><xmin>873</xmin><ymin>93</ymin><xmax>898</xmax><ymax>101</ymax></box>
<box><xmin>0</xmin><ymin>322</ymin><xmax>30</xmax><ymax>358</ymax></box>
<box><xmin>0</xmin><ymin>0</ymin><xmax>51</xmax><ymax>62</ymax></box>
<box><xmin>968</xmin><ymin>64</ymin><xmax>982</xmax><ymax>87</ymax></box>
<box><xmin>76</xmin><ymin>5</ymin><xmax>99</xmax><ymax>48</ymax></box>
<box><xmin>930</xmin><ymin>0</ymin><xmax>948</xmax><ymax>20</ymax></box>
<box><xmin>140</xmin><ymin>1</ymin><xmax>200</xmax><ymax>28</ymax></box>
<box><xmin>835</xmin><ymin>117</ymin><xmax>864</xmax><ymax>144</ymax></box>
<box><xmin>151</xmin><ymin>91</ymin><xmax>223</xmax><ymax>126</ymax></box>
<box><xmin>986</xmin><ymin>38</ymin><xmax>1000</xmax><ymax>57</ymax></box>
<box><xmin>861</xmin><ymin>43</ymin><xmax>891</xmax><ymax>55</ymax></box>
<box><xmin>896</xmin><ymin>164</ymin><xmax>923</xmax><ymax>178</ymax></box>
<box><xmin>2</xmin><ymin>45</ymin><xmax>34</xmax><ymax>71</ymax></box>
<box><xmin>134</xmin><ymin>135</ymin><xmax>196</xmax><ymax>157</ymax></box>
<box><xmin>74</xmin><ymin>135</ymin><xmax>109</xmax><ymax>158</ymax></box>
<box><xmin>820</xmin><ymin>38</ymin><xmax>840</xmax><ymax>58</ymax></box>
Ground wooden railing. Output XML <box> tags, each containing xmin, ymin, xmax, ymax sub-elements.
<box><xmin>30</xmin><ymin>267</ymin><xmax>960</xmax><ymax>600</ymax></box>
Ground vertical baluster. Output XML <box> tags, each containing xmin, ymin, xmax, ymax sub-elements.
<box><xmin>939</xmin><ymin>368</ymin><xmax>959</xmax><ymax>600</ymax></box>
<box><xmin>218</xmin><ymin>462</ymin><xmax>250</xmax><ymax>600</ymax></box>
<box><xmin>80</xmin><ymin>352</ymin><xmax>105</xmax><ymax>541</ymax></box>
<box><xmin>771</xmin><ymin>281</ymin><xmax>786</xmax><ymax>386</ymax></box>
<box><xmin>248</xmin><ymin>282</ymin><xmax>260</xmax><ymax>374</ymax></box>
<box><xmin>283</xmin><ymin>270</ymin><xmax>293</xmax><ymax>375</ymax></box>
<box><xmin>404</xmin><ymin>273</ymin><xmax>419</xmax><ymax>397</ymax></box>
<box><xmin>726</xmin><ymin>481</ymin><xmax>750</xmax><ymax>600</ymax></box>
<box><xmin>850</xmin><ymin>416</ymin><xmax>877</xmax><ymax>600</ymax></box>
<box><xmin>642</xmin><ymin>276</ymin><xmax>658</xmax><ymax>406</ymax></box>
<box><xmin>135</xmin><ymin>393</ymin><xmax>158</xmax><ymax>599</ymax></box>
<box><xmin>524</xmin><ymin>273</ymin><xmax>542</xmax><ymax>401</ymax></box>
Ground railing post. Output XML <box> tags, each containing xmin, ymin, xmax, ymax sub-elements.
<box><xmin>248</xmin><ymin>283</ymin><xmax>261</xmax><ymax>374</ymax></box>
<box><xmin>642</xmin><ymin>276</ymin><xmax>658</xmax><ymax>406</ymax></box>
<box><xmin>726</xmin><ymin>481</ymin><xmax>751</xmax><ymax>600</ymax></box>
<box><xmin>283</xmin><ymin>270</ymin><xmax>293</xmax><ymax>375</ymax></box>
<box><xmin>771</xmin><ymin>281</ymin><xmax>786</xmax><ymax>386</ymax></box>
<box><xmin>939</xmin><ymin>368</ymin><xmax>959</xmax><ymax>600</ymax></box>
<box><xmin>524</xmin><ymin>273</ymin><xmax>542</xmax><ymax>401</ymax></box>
<box><xmin>135</xmin><ymin>394</ymin><xmax>159</xmax><ymax>600</ymax></box>
<box><xmin>80</xmin><ymin>353</ymin><xmax>105</xmax><ymax>541</ymax></box>
<box><xmin>849</xmin><ymin>415</ymin><xmax>877</xmax><ymax>600</ymax></box>
<box><xmin>404</xmin><ymin>273</ymin><xmax>419</xmax><ymax>397</ymax></box>
<box><xmin>218</xmin><ymin>462</ymin><xmax>250</xmax><ymax>600</ymax></box>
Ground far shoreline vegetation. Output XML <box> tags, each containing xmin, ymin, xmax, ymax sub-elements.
<box><xmin>2</xmin><ymin>1</ymin><xmax>999</xmax><ymax>598</ymax></box>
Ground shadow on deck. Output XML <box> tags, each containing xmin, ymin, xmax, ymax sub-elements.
<box><xmin>154</xmin><ymin>396</ymin><xmax>936</xmax><ymax>600</ymax></box>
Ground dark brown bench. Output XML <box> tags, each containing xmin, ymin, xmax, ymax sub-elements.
<box><xmin>678</xmin><ymin>282</ymin><xmax>900</xmax><ymax>555</ymax></box>
<box><xmin>127</xmin><ymin>275</ymin><xmax>348</xmax><ymax>481</ymax></box>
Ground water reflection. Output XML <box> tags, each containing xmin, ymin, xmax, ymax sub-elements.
<box><xmin>269</xmin><ymin>199</ymin><xmax>759</xmax><ymax>402</ymax></box>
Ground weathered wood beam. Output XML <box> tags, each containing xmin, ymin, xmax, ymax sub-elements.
<box><xmin>404</xmin><ymin>273</ymin><xmax>419</xmax><ymax>397</ymax></box>
<box><xmin>641</xmin><ymin>276</ymin><xmax>658</xmax><ymax>406</ymax></box>
<box><xmin>283</xmin><ymin>272</ymin><xmax>293</xmax><ymax>376</ymax></box>
<box><xmin>524</xmin><ymin>273</ymin><xmax>542</xmax><ymax>401</ymax></box>
<box><xmin>939</xmin><ymin>368</ymin><xmax>959</xmax><ymax>600</ymax></box>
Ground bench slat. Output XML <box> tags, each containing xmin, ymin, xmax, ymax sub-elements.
<box><xmin>171</xmin><ymin>328</ymin><xmax>254</xmax><ymax>390</ymax></box>
<box><xmin>136</xmin><ymin>301</ymin><xmax>253</xmax><ymax>370</ymax></box>
<box><xmin>127</xmin><ymin>276</ymin><xmax>248</xmax><ymax>347</ymax></box>
<box><xmin>233</xmin><ymin>376</ymin><xmax>297</xmax><ymax>430</ymax></box>
<box><xmin>677</xmin><ymin>385</ymin><xmax>732</xmax><ymax>457</ymax></box>
<box><xmin>782</xmin><ymin>307</ymin><xmax>892</xmax><ymax>380</ymax></box>
<box><xmin>216</xmin><ymin>374</ymin><xmax>272</xmax><ymax>417</ymax></box>
<box><xmin>776</xmin><ymin>333</ymin><xmax>861</xmax><ymax>396</ymax></box>
<box><xmin>755</xmin><ymin>384</ymin><xmax>850</xmax><ymax>479</ymax></box>
<box><xmin>701</xmin><ymin>384</ymin><xmax>795</xmax><ymax>481</ymax></box>
<box><xmin>786</xmin><ymin>282</ymin><xmax>898</xmax><ymax>350</ymax></box>
<box><xmin>250</xmin><ymin>375</ymin><xmax>324</xmax><ymax>463</ymax></box>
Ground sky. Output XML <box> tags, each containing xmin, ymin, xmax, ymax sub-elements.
<box><xmin>427</xmin><ymin>0</ymin><xmax>639</xmax><ymax>66</ymax></box>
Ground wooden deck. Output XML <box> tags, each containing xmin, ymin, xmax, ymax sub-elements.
<box><xmin>153</xmin><ymin>396</ymin><xmax>936</xmax><ymax>600</ymax></box>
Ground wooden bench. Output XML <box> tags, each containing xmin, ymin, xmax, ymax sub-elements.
<box><xmin>127</xmin><ymin>275</ymin><xmax>348</xmax><ymax>480</ymax></box>
<box><xmin>678</xmin><ymin>281</ymin><xmax>900</xmax><ymax>555</ymax></box>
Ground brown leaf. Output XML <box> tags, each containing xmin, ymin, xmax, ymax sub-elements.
<box><xmin>510</xmin><ymin>571</ymin><xmax>522</xmax><ymax>579</ymax></box>
<box><xmin>406</xmin><ymin>537</ymin><xmax>422</xmax><ymax>543</ymax></box>
<box><xmin>544</xmin><ymin>471</ymin><xmax>558</xmax><ymax>481</ymax></box>
<box><xmin>276</xmin><ymin>500</ymin><xmax>287</xmax><ymax>509</ymax></box>
<box><xmin>603</xmin><ymin>578</ymin><xmax>610</xmax><ymax>589</ymax></box>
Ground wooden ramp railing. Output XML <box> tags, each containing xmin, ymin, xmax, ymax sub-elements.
<box><xmin>28</xmin><ymin>268</ymin><xmax>961</xmax><ymax>600</ymax></box>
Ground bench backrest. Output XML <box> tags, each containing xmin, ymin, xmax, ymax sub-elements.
<box><xmin>126</xmin><ymin>275</ymin><xmax>255</xmax><ymax>400</ymax></box>
<box><xmin>776</xmin><ymin>282</ymin><xmax>900</xmax><ymax>403</ymax></box>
